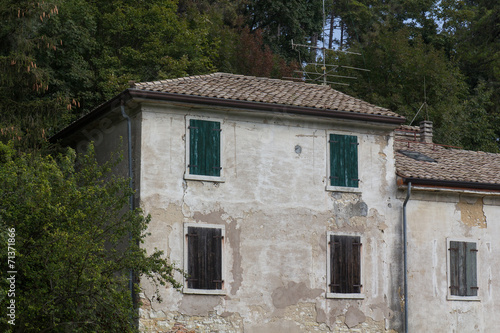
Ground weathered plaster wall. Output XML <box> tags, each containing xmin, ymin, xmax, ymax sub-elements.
<box><xmin>137</xmin><ymin>103</ymin><xmax>403</xmax><ymax>332</ymax></box>
<box><xmin>404</xmin><ymin>191</ymin><xmax>500</xmax><ymax>332</ymax></box>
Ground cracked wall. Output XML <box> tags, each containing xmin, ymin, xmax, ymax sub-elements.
<box><xmin>135</xmin><ymin>104</ymin><xmax>403</xmax><ymax>332</ymax></box>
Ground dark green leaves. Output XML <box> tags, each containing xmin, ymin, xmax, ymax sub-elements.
<box><xmin>0</xmin><ymin>143</ymin><xmax>181</xmax><ymax>332</ymax></box>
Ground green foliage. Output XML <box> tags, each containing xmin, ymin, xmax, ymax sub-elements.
<box><xmin>233</xmin><ymin>27</ymin><xmax>299</xmax><ymax>78</ymax></box>
<box><xmin>452</xmin><ymin>81</ymin><xmax>500</xmax><ymax>152</ymax></box>
<box><xmin>0</xmin><ymin>143</ymin><xmax>181</xmax><ymax>332</ymax></box>
<box><xmin>0</xmin><ymin>0</ymin><xmax>72</xmax><ymax>150</ymax></box>
<box><xmin>323</xmin><ymin>0</ymin><xmax>500</xmax><ymax>152</ymax></box>
<box><xmin>332</xmin><ymin>28</ymin><xmax>466</xmax><ymax>144</ymax></box>
<box><xmin>246</xmin><ymin>0</ymin><xmax>324</xmax><ymax>60</ymax></box>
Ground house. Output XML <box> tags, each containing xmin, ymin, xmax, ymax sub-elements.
<box><xmin>51</xmin><ymin>73</ymin><xmax>500</xmax><ymax>332</ymax></box>
<box><xmin>394</xmin><ymin>124</ymin><xmax>500</xmax><ymax>332</ymax></box>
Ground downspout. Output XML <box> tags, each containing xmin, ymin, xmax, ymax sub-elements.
<box><xmin>403</xmin><ymin>182</ymin><xmax>411</xmax><ymax>333</ymax></box>
<box><xmin>120</xmin><ymin>101</ymin><xmax>135</xmax><ymax>312</ymax></box>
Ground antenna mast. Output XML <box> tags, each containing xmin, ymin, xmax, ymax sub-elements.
<box><xmin>287</xmin><ymin>0</ymin><xmax>368</xmax><ymax>86</ymax></box>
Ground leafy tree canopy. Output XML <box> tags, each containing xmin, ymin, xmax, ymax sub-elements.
<box><xmin>0</xmin><ymin>143</ymin><xmax>181</xmax><ymax>332</ymax></box>
<box><xmin>320</xmin><ymin>0</ymin><xmax>500</xmax><ymax>152</ymax></box>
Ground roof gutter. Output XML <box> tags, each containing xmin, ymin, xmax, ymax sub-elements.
<box><xmin>50</xmin><ymin>88</ymin><xmax>404</xmax><ymax>143</ymax></box>
<box><xmin>400</xmin><ymin>177</ymin><xmax>500</xmax><ymax>192</ymax></box>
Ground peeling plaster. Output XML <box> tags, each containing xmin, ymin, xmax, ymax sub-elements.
<box><xmin>178</xmin><ymin>295</ymin><xmax>222</xmax><ymax>316</ymax></box>
<box><xmin>227</xmin><ymin>220</ymin><xmax>243</xmax><ymax>295</ymax></box>
<box><xmin>331</xmin><ymin>193</ymin><xmax>368</xmax><ymax>231</ymax></box>
<box><xmin>456</xmin><ymin>196</ymin><xmax>486</xmax><ymax>228</ymax></box>
<box><xmin>271</xmin><ymin>281</ymin><xmax>323</xmax><ymax>309</ymax></box>
<box><xmin>345</xmin><ymin>306</ymin><xmax>366</xmax><ymax>328</ymax></box>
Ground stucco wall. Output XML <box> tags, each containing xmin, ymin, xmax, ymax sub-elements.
<box><xmin>137</xmin><ymin>102</ymin><xmax>403</xmax><ymax>332</ymax></box>
<box><xmin>405</xmin><ymin>191</ymin><xmax>500</xmax><ymax>332</ymax></box>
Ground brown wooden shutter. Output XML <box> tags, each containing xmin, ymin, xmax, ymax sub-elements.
<box><xmin>330</xmin><ymin>235</ymin><xmax>361</xmax><ymax>293</ymax></box>
<box><xmin>187</xmin><ymin>227</ymin><xmax>222</xmax><ymax>290</ymax></box>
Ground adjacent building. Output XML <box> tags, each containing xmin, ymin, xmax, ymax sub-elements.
<box><xmin>395</xmin><ymin>124</ymin><xmax>500</xmax><ymax>332</ymax></box>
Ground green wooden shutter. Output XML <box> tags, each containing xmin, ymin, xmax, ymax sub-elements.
<box><xmin>465</xmin><ymin>242</ymin><xmax>478</xmax><ymax>296</ymax></box>
<box><xmin>449</xmin><ymin>241</ymin><xmax>478</xmax><ymax>296</ymax></box>
<box><xmin>330</xmin><ymin>134</ymin><xmax>358</xmax><ymax>187</ymax></box>
<box><xmin>189</xmin><ymin>119</ymin><xmax>221</xmax><ymax>176</ymax></box>
<box><xmin>449</xmin><ymin>241</ymin><xmax>460</xmax><ymax>296</ymax></box>
<box><xmin>330</xmin><ymin>235</ymin><xmax>361</xmax><ymax>293</ymax></box>
<box><xmin>187</xmin><ymin>227</ymin><xmax>222</xmax><ymax>290</ymax></box>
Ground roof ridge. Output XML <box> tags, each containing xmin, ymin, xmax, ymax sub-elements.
<box><xmin>397</xmin><ymin>140</ymin><xmax>500</xmax><ymax>156</ymax></box>
<box><xmin>135</xmin><ymin>72</ymin><xmax>333</xmax><ymax>90</ymax></box>
<box><xmin>130</xmin><ymin>72</ymin><xmax>403</xmax><ymax>119</ymax></box>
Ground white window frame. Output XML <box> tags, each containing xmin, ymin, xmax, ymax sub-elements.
<box><xmin>446</xmin><ymin>237</ymin><xmax>480</xmax><ymax>301</ymax></box>
<box><xmin>325</xmin><ymin>131</ymin><xmax>361</xmax><ymax>193</ymax></box>
<box><xmin>184</xmin><ymin>116</ymin><xmax>225</xmax><ymax>182</ymax></box>
<box><xmin>326</xmin><ymin>231</ymin><xmax>365</xmax><ymax>299</ymax></box>
<box><xmin>183</xmin><ymin>223</ymin><xmax>226</xmax><ymax>295</ymax></box>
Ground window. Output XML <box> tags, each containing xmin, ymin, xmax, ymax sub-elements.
<box><xmin>185</xmin><ymin>118</ymin><xmax>223</xmax><ymax>181</ymax></box>
<box><xmin>447</xmin><ymin>239</ymin><xmax>478</xmax><ymax>300</ymax></box>
<box><xmin>327</xmin><ymin>134</ymin><xmax>359</xmax><ymax>190</ymax></box>
<box><xmin>326</xmin><ymin>233</ymin><xmax>364</xmax><ymax>299</ymax></box>
<box><xmin>183</xmin><ymin>224</ymin><xmax>225</xmax><ymax>295</ymax></box>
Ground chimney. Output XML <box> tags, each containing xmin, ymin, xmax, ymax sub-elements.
<box><xmin>419</xmin><ymin>121</ymin><xmax>433</xmax><ymax>143</ymax></box>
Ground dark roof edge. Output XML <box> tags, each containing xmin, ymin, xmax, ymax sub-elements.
<box><xmin>401</xmin><ymin>176</ymin><xmax>500</xmax><ymax>191</ymax></box>
<box><xmin>50</xmin><ymin>88</ymin><xmax>405</xmax><ymax>143</ymax></box>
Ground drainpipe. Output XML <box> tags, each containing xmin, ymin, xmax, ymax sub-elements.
<box><xmin>120</xmin><ymin>101</ymin><xmax>135</xmax><ymax>312</ymax></box>
<box><xmin>403</xmin><ymin>182</ymin><xmax>411</xmax><ymax>333</ymax></box>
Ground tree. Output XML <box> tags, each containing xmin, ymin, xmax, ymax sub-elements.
<box><xmin>321</xmin><ymin>27</ymin><xmax>467</xmax><ymax>145</ymax></box>
<box><xmin>318</xmin><ymin>0</ymin><xmax>499</xmax><ymax>152</ymax></box>
<box><xmin>245</xmin><ymin>0</ymin><xmax>324</xmax><ymax>61</ymax></box>
<box><xmin>0</xmin><ymin>143</ymin><xmax>181</xmax><ymax>332</ymax></box>
<box><xmin>0</xmin><ymin>0</ymin><xmax>72</xmax><ymax>150</ymax></box>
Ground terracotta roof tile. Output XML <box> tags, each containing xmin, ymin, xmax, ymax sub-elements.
<box><xmin>395</xmin><ymin>140</ymin><xmax>500</xmax><ymax>185</ymax></box>
<box><xmin>133</xmin><ymin>73</ymin><xmax>402</xmax><ymax>119</ymax></box>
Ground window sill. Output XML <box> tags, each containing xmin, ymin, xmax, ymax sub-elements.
<box><xmin>326</xmin><ymin>293</ymin><xmax>365</xmax><ymax>299</ymax></box>
<box><xmin>182</xmin><ymin>288</ymin><xmax>227</xmax><ymax>296</ymax></box>
<box><xmin>447</xmin><ymin>295</ymin><xmax>480</xmax><ymax>301</ymax></box>
<box><xmin>184</xmin><ymin>174</ymin><xmax>225</xmax><ymax>182</ymax></box>
<box><xmin>326</xmin><ymin>185</ymin><xmax>361</xmax><ymax>193</ymax></box>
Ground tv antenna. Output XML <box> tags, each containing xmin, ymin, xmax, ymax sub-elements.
<box><xmin>285</xmin><ymin>0</ymin><xmax>369</xmax><ymax>86</ymax></box>
<box><xmin>409</xmin><ymin>77</ymin><xmax>429</xmax><ymax>126</ymax></box>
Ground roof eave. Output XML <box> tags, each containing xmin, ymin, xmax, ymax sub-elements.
<box><xmin>49</xmin><ymin>90</ymin><xmax>131</xmax><ymax>143</ymax></box>
<box><xmin>398</xmin><ymin>176</ymin><xmax>500</xmax><ymax>192</ymax></box>
<box><xmin>50</xmin><ymin>89</ymin><xmax>405</xmax><ymax>143</ymax></box>
<box><xmin>128</xmin><ymin>89</ymin><xmax>405</xmax><ymax>125</ymax></box>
